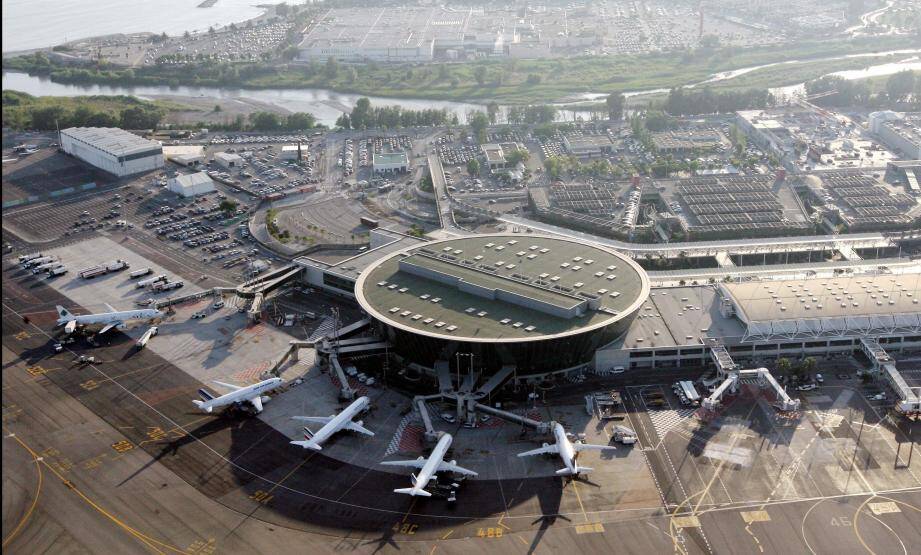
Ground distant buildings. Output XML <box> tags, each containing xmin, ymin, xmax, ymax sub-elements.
<box><xmin>481</xmin><ymin>142</ymin><xmax>525</xmax><ymax>170</ymax></box>
<box><xmin>562</xmin><ymin>135</ymin><xmax>615</xmax><ymax>158</ymax></box>
<box><xmin>869</xmin><ymin>111</ymin><xmax>921</xmax><ymax>160</ymax></box>
<box><xmin>60</xmin><ymin>127</ymin><xmax>163</xmax><ymax>177</ymax></box>
<box><xmin>651</xmin><ymin>129</ymin><xmax>724</xmax><ymax>155</ymax></box>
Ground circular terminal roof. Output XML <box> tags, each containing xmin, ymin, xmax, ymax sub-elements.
<box><xmin>355</xmin><ymin>234</ymin><xmax>649</xmax><ymax>343</ymax></box>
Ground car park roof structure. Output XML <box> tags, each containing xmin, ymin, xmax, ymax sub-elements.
<box><xmin>355</xmin><ymin>234</ymin><xmax>649</xmax><ymax>342</ymax></box>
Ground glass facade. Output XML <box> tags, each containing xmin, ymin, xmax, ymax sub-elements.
<box><xmin>377</xmin><ymin>311</ymin><xmax>638</xmax><ymax>377</ymax></box>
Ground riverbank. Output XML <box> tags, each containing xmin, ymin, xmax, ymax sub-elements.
<box><xmin>3</xmin><ymin>35</ymin><xmax>918</xmax><ymax>105</ymax></box>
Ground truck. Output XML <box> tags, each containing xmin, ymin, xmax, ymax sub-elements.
<box><xmin>360</xmin><ymin>216</ymin><xmax>379</xmax><ymax>229</ymax></box>
<box><xmin>47</xmin><ymin>265</ymin><xmax>68</xmax><ymax>277</ymax></box>
<box><xmin>24</xmin><ymin>256</ymin><xmax>53</xmax><ymax>268</ymax></box>
<box><xmin>104</xmin><ymin>259</ymin><xmax>129</xmax><ymax>272</ymax></box>
<box><xmin>129</xmin><ymin>267</ymin><xmax>153</xmax><ymax>279</ymax></box>
<box><xmin>157</xmin><ymin>280</ymin><xmax>184</xmax><ymax>291</ymax></box>
<box><xmin>612</xmin><ymin>425</ymin><xmax>638</xmax><ymax>445</ymax></box>
<box><xmin>32</xmin><ymin>261</ymin><xmax>60</xmax><ymax>274</ymax></box>
<box><xmin>137</xmin><ymin>274</ymin><xmax>168</xmax><ymax>289</ymax></box>
<box><xmin>18</xmin><ymin>252</ymin><xmax>43</xmax><ymax>264</ymax></box>
<box><xmin>79</xmin><ymin>266</ymin><xmax>108</xmax><ymax>279</ymax></box>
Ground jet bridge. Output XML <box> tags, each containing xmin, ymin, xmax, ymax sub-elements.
<box><xmin>704</xmin><ymin>345</ymin><xmax>800</xmax><ymax>412</ymax></box>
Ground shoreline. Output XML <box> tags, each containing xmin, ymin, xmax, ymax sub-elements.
<box><xmin>1</xmin><ymin>2</ymin><xmax>280</xmax><ymax>58</ymax></box>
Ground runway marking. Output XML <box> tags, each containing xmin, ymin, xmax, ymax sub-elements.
<box><xmin>740</xmin><ymin>510</ymin><xmax>770</xmax><ymax>524</ymax></box>
<box><xmin>744</xmin><ymin>525</ymin><xmax>765</xmax><ymax>553</ymax></box>
<box><xmin>574</xmin><ymin>522</ymin><xmax>605</xmax><ymax>534</ymax></box>
<box><xmin>440</xmin><ymin>530</ymin><xmax>453</xmax><ymax>540</ymax></box>
<box><xmin>570</xmin><ymin>478</ymin><xmax>589</xmax><ymax>522</ymax></box>
<box><xmin>1</xmin><ymin>432</ymin><xmax>43</xmax><ymax>549</ymax></box>
<box><xmin>3</xmin><ymin>427</ymin><xmax>187</xmax><ymax>554</ymax></box>
<box><xmin>868</xmin><ymin>502</ymin><xmax>900</xmax><ymax>515</ymax></box>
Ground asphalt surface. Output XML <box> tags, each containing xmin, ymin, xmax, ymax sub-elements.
<box><xmin>3</xmin><ymin>241</ymin><xmax>921</xmax><ymax>553</ymax></box>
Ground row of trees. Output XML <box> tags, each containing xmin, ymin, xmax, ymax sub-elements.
<box><xmin>2</xmin><ymin>92</ymin><xmax>164</xmax><ymax>130</ymax></box>
<box><xmin>336</xmin><ymin>97</ymin><xmax>458</xmax><ymax>130</ymax></box>
<box><xmin>806</xmin><ymin>70</ymin><xmax>920</xmax><ymax>107</ymax></box>
<box><xmin>247</xmin><ymin>111</ymin><xmax>323</xmax><ymax>131</ymax></box>
<box><xmin>664</xmin><ymin>87</ymin><xmax>775</xmax><ymax>116</ymax></box>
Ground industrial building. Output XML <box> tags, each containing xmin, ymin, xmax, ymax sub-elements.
<box><xmin>372</xmin><ymin>152</ymin><xmax>409</xmax><ymax>174</ymax></box>
<box><xmin>481</xmin><ymin>142</ymin><xmax>524</xmax><ymax>170</ymax></box>
<box><xmin>869</xmin><ymin>111</ymin><xmax>921</xmax><ymax>160</ymax></box>
<box><xmin>167</xmin><ymin>171</ymin><xmax>215</xmax><ymax>197</ymax></box>
<box><xmin>214</xmin><ymin>152</ymin><xmax>244</xmax><ymax>169</ymax></box>
<box><xmin>563</xmin><ymin>134</ymin><xmax>616</xmax><ymax>158</ymax></box>
<box><xmin>651</xmin><ymin>129</ymin><xmax>724</xmax><ymax>155</ymax></box>
<box><xmin>59</xmin><ymin>127</ymin><xmax>164</xmax><ymax>177</ymax></box>
<box><xmin>279</xmin><ymin>144</ymin><xmax>308</xmax><ymax>161</ymax></box>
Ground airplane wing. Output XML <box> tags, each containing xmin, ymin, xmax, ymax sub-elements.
<box><xmin>104</xmin><ymin>303</ymin><xmax>116</xmax><ymax>313</ymax></box>
<box><xmin>517</xmin><ymin>443</ymin><xmax>560</xmax><ymax>457</ymax></box>
<box><xmin>213</xmin><ymin>380</ymin><xmax>243</xmax><ymax>391</ymax></box>
<box><xmin>291</xmin><ymin>416</ymin><xmax>335</xmax><ymax>426</ymax></box>
<box><xmin>344</xmin><ymin>421</ymin><xmax>374</xmax><ymax>436</ymax></box>
<box><xmin>573</xmin><ymin>443</ymin><xmax>616</xmax><ymax>453</ymax></box>
<box><xmin>98</xmin><ymin>321</ymin><xmax>122</xmax><ymax>335</ymax></box>
<box><xmin>380</xmin><ymin>457</ymin><xmax>427</xmax><ymax>470</ymax></box>
<box><xmin>436</xmin><ymin>461</ymin><xmax>478</xmax><ymax>476</ymax></box>
<box><xmin>249</xmin><ymin>395</ymin><xmax>264</xmax><ymax>413</ymax></box>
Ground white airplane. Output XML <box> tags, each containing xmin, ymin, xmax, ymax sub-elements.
<box><xmin>517</xmin><ymin>421</ymin><xmax>615</xmax><ymax>476</ymax></box>
<box><xmin>135</xmin><ymin>326</ymin><xmax>159</xmax><ymax>349</ymax></box>
<box><xmin>192</xmin><ymin>377</ymin><xmax>283</xmax><ymax>414</ymax></box>
<box><xmin>290</xmin><ymin>396</ymin><xmax>374</xmax><ymax>451</ymax></box>
<box><xmin>380</xmin><ymin>433</ymin><xmax>477</xmax><ymax>497</ymax></box>
<box><xmin>56</xmin><ymin>304</ymin><xmax>163</xmax><ymax>335</ymax></box>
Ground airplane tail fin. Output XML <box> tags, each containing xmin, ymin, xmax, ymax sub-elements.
<box><xmin>197</xmin><ymin>388</ymin><xmax>215</xmax><ymax>401</ymax></box>
<box><xmin>192</xmin><ymin>400</ymin><xmax>213</xmax><ymax>413</ymax></box>
<box><xmin>394</xmin><ymin>487</ymin><xmax>432</xmax><ymax>497</ymax></box>
<box><xmin>302</xmin><ymin>426</ymin><xmax>315</xmax><ymax>440</ymax></box>
<box><xmin>56</xmin><ymin>305</ymin><xmax>71</xmax><ymax>319</ymax></box>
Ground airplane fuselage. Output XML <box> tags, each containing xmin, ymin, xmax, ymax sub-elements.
<box><xmin>198</xmin><ymin>378</ymin><xmax>283</xmax><ymax>412</ymax></box>
<box><xmin>415</xmin><ymin>433</ymin><xmax>453</xmax><ymax>491</ymax></box>
<box><xmin>311</xmin><ymin>396</ymin><xmax>369</xmax><ymax>445</ymax></box>
<box><xmin>57</xmin><ymin>308</ymin><xmax>163</xmax><ymax>329</ymax></box>
<box><xmin>553</xmin><ymin>422</ymin><xmax>578</xmax><ymax>473</ymax></box>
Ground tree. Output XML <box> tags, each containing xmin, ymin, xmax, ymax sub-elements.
<box><xmin>325</xmin><ymin>56</ymin><xmax>339</xmax><ymax>79</ymax></box>
<box><xmin>350</xmin><ymin>97</ymin><xmax>371</xmax><ymax>129</ymax></box>
<box><xmin>777</xmin><ymin>357</ymin><xmax>792</xmax><ymax>375</ymax></box>
<box><xmin>486</xmin><ymin>101</ymin><xmax>500</xmax><ymax>124</ymax></box>
<box><xmin>526</xmin><ymin>73</ymin><xmax>542</xmax><ymax>85</ymax></box>
<box><xmin>285</xmin><ymin>112</ymin><xmax>317</xmax><ymax>130</ymax></box>
<box><xmin>213</xmin><ymin>104</ymin><xmax>222</xmax><ymax>112</ymax></box>
<box><xmin>248</xmin><ymin>111</ymin><xmax>281</xmax><ymax>130</ymax></box>
<box><xmin>699</xmin><ymin>34</ymin><xmax>720</xmax><ymax>49</ymax></box>
<box><xmin>335</xmin><ymin>113</ymin><xmax>351</xmax><ymax>130</ymax></box>
<box><xmin>605</xmin><ymin>92</ymin><xmax>625</xmax><ymax>121</ymax></box>
<box><xmin>467</xmin><ymin>158</ymin><xmax>480</xmax><ymax>176</ymax></box>
<box><xmin>800</xmin><ymin>357</ymin><xmax>817</xmax><ymax>377</ymax></box>
<box><xmin>219</xmin><ymin>199</ymin><xmax>238</xmax><ymax>214</ymax></box>
<box><xmin>120</xmin><ymin>106</ymin><xmax>161</xmax><ymax>129</ymax></box>
<box><xmin>505</xmin><ymin>147</ymin><xmax>529</xmax><ymax>165</ymax></box>
<box><xmin>886</xmin><ymin>70</ymin><xmax>916</xmax><ymax>103</ymax></box>
<box><xmin>468</xmin><ymin>111</ymin><xmax>489</xmax><ymax>143</ymax></box>
<box><xmin>473</xmin><ymin>66</ymin><xmax>487</xmax><ymax>85</ymax></box>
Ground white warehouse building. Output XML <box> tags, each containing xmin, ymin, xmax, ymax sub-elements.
<box><xmin>167</xmin><ymin>172</ymin><xmax>215</xmax><ymax>197</ymax></box>
<box><xmin>60</xmin><ymin>127</ymin><xmax>164</xmax><ymax>177</ymax></box>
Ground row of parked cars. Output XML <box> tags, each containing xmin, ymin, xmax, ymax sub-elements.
<box><xmin>210</xmin><ymin>134</ymin><xmax>319</xmax><ymax>145</ymax></box>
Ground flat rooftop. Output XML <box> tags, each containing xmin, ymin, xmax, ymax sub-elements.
<box><xmin>722</xmin><ymin>274</ymin><xmax>921</xmax><ymax>323</ymax></box>
<box><xmin>373</xmin><ymin>152</ymin><xmax>408</xmax><ymax>165</ymax></box>
<box><xmin>356</xmin><ymin>235</ymin><xmax>649</xmax><ymax>342</ymax></box>
<box><xmin>61</xmin><ymin>127</ymin><xmax>162</xmax><ymax>158</ymax></box>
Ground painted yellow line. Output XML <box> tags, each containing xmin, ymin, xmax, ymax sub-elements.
<box><xmin>1</xmin><ymin>435</ymin><xmax>43</xmax><ymax>548</ymax></box>
<box><xmin>853</xmin><ymin>496</ymin><xmax>879</xmax><ymax>555</ymax></box>
<box><xmin>441</xmin><ymin>530</ymin><xmax>454</xmax><ymax>540</ymax></box>
<box><xmin>402</xmin><ymin>498</ymin><xmax>417</xmax><ymax>524</ymax></box>
<box><xmin>4</xmin><ymin>427</ymin><xmax>187</xmax><ymax>555</ymax></box>
<box><xmin>570</xmin><ymin>478</ymin><xmax>589</xmax><ymax>523</ymax></box>
<box><xmin>264</xmin><ymin>453</ymin><xmax>313</xmax><ymax>496</ymax></box>
<box><xmin>518</xmin><ymin>535</ymin><xmax>529</xmax><ymax>546</ymax></box>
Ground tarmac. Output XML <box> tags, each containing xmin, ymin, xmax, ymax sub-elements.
<box><xmin>4</xmin><ymin>248</ymin><xmax>921</xmax><ymax>554</ymax></box>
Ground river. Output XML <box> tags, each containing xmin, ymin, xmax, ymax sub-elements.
<box><xmin>1</xmin><ymin>0</ymin><xmax>291</xmax><ymax>53</ymax></box>
<box><xmin>0</xmin><ymin>72</ymin><xmax>487</xmax><ymax>127</ymax></box>
<box><xmin>3</xmin><ymin>48</ymin><xmax>920</xmax><ymax>125</ymax></box>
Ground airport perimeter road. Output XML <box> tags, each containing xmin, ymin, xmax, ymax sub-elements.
<box><xmin>427</xmin><ymin>154</ymin><xmax>466</xmax><ymax>235</ymax></box>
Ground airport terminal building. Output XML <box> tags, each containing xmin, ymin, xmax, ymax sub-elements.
<box><xmin>295</xmin><ymin>231</ymin><xmax>920</xmax><ymax>390</ymax></box>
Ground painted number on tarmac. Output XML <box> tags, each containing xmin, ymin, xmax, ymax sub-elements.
<box><xmin>26</xmin><ymin>365</ymin><xmax>45</xmax><ymax>376</ymax></box>
<box><xmin>393</xmin><ymin>523</ymin><xmax>418</xmax><ymax>535</ymax></box>
<box><xmin>80</xmin><ymin>379</ymin><xmax>100</xmax><ymax>391</ymax></box>
<box><xmin>186</xmin><ymin>538</ymin><xmax>217</xmax><ymax>554</ymax></box>
<box><xmin>830</xmin><ymin>516</ymin><xmax>852</xmax><ymax>527</ymax></box>
<box><xmin>15</xmin><ymin>331</ymin><xmax>30</xmax><ymax>340</ymax></box>
<box><xmin>477</xmin><ymin>527</ymin><xmax>503</xmax><ymax>538</ymax></box>
<box><xmin>111</xmin><ymin>440</ymin><xmax>135</xmax><ymax>453</ymax></box>
<box><xmin>249</xmin><ymin>490</ymin><xmax>274</xmax><ymax>505</ymax></box>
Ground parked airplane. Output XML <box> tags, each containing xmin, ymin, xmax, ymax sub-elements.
<box><xmin>380</xmin><ymin>433</ymin><xmax>477</xmax><ymax>497</ymax></box>
<box><xmin>55</xmin><ymin>304</ymin><xmax>163</xmax><ymax>335</ymax></box>
<box><xmin>517</xmin><ymin>421</ymin><xmax>615</xmax><ymax>476</ymax></box>
<box><xmin>192</xmin><ymin>377</ymin><xmax>283</xmax><ymax>414</ymax></box>
<box><xmin>290</xmin><ymin>396</ymin><xmax>374</xmax><ymax>451</ymax></box>
<box><xmin>135</xmin><ymin>326</ymin><xmax>159</xmax><ymax>349</ymax></box>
